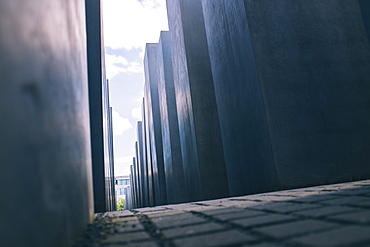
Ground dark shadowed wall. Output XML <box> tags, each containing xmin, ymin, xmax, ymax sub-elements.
<box><xmin>0</xmin><ymin>0</ymin><xmax>94</xmax><ymax>246</ymax></box>
<box><xmin>202</xmin><ymin>0</ymin><xmax>370</xmax><ymax>192</ymax></box>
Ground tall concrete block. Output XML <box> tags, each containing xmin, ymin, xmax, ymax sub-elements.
<box><xmin>134</xmin><ymin>141</ymin><xmax>142</xmax><ymax>208</ymax></box>
<box><xmin>125</xmin><ymin>185</ymin><xmax>132</xmax><ymax>210</ymax></box>
<box><xmin>201</xmin><ymin>0</ymin><xmax>278</xmax><ymax>196</ymax></box>
<box><xmin>133</xmin><ymin>157</ymin><xmax>140</xmax><ymax>208</ymax></box>
<box><xmin>85</xmin><ymin>0</ymin><xmax>115</xmax><ymax>212</ymax></box>
<box><xmin>144</xmin><ymin>44</ymin><xmax>167</xmax><ymax>205</ymax></box>
<box><xmin>157</xmin><ymin>31</ymin><xmax>188</xmax><ymax>203</ymax></box>
<box><xmin>202</xmin><ymin>0</ymin><xmax>370</xmax><ymax>191</ymax></box>
<box><xmin>0</xmin><ymin>1</ymin><xmax>93</xmax><ymax>246</ymax></box>
<box><xmin>137</xmin><ymin>121</ymin><xmax>148</xmax><ymax>207</ymax></box>
<box><xmin>143</xmin><ymin>88</ymin><xmax>155</xmax><ymax>206</ymax></box>
<box><xmin>166</xmin><ymin>0</ymin><xmax>229</xmax><ymax>201</ymax></box>
<box><xmin>140</xmin><ymin>101</ymin><xmax>150</xmax><ymax>207</ymax></box>
<box><xmin>129</xmin><ymin>171</ymin><xmax>135</xmax><ymax>209</ymax></box>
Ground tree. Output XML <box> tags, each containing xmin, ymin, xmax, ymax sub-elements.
<box><xmin>117</xmin><ymin>198</ymin><xmax>125</xmax><ymax>211</ymax></box>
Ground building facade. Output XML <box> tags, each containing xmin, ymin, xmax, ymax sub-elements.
<box><xmin>115</xmin><ymin>175</ymin><xmax>130</xmax><ymax>202</ymax></box>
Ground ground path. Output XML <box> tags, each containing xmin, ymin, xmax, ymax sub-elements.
<box><xmin>74</xmin><ymin>179</ymin><xmax>370</xmax><ymax>246</ymax></box>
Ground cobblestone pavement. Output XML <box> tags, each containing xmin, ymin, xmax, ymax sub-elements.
<box><xmin>74</xmin><ymin>179</ymin><xmax>370</xmax><ymax>247</ymax></box>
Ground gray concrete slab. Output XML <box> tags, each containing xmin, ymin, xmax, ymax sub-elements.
<box><xmin>157</xmin><ymin>31</ymin><xmax>188</xmax><ymax>204</ymax></box>
<box><xmin>202</xmin><ymin>0</ymin><xmax>370</xmax><ymax>195</ymax></box>
<box><xmin>144</xmin><ymin>44</ymin><xmax>168</xmax><ymax>206</ymax></box>
<box><xmin>141</xmin><ymin>98</ymin><xmax>152</xmax><ymax>207</ymax></box>
<box><xmin>166</xmin><ymin>0</ymin><xmax>229</xmax><ymax>202</ymax></box>
<box><xmin>137</xmin><ymin>121</ymin><xmax>147</xmax><ymax>208</ymax></box>
<box><xmin>143</xmin><ymin>92</ymin><xmax>155</xmax><ymax>207</ymax></box>
<box><xmin>85</xmin><ymin>0</ymin><xmax>115</xmax><ymax>212</ymax></box>
<box><xmin>0</xmin><ymin>1</ymin><xmax>94</xmax><ymax>246</ymax></box>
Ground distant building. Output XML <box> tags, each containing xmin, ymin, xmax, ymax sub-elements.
<box><xmin>115</xmin><ymin>175</ymin><xmax>130</xmax><ymax>202</ymax></box>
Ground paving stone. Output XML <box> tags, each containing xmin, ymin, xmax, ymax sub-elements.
<box><xmin>294</xmin><ymin>205</ymin><xmax>358</xmax><ymax>218</ymax></box>
<box><xmin>232</xmin><ymin>214</ymin><xmax>296</xmax><ymax>228</ymax></box>
<box><xmin>161</xmin><ymin>222</ymin><xmax>225</xmax><ymax>239</ymax></box>
<box><xmin>74</xmin><ymin>179</ymin><xmax>370</xmax><ymax>247</ymax></box>
<box><xmin>106</xmin><ymin>211</ymin><xmax>134</xmax><ymax>217</ymax></box>
<box><xmin>289</xmin><ymin>195</ymin><xmax>341</xmax><ymax>203</ymax></box>
<box><xmin>111</xmin><ymin>216</ymin><xmax>138</xmax><ymax>223</ymax></box>
<box><xmin>167</xmin><ymin>203</ymin><xmax>220</xmax><ymax>211</ymax></box>
<box><xmin>349</xmin><ymin>200</ymin><xmax>370</xmax><ymax>208</ymax></box>
<box><xmin>195</xmin><ymin>199</ymin><xmax>230</xmax><ymax>205</ymax></box>
<box><xmin>290</xmin><ymin>226</ymin><xmax>370</xmax><ymax>247</ymax></box>
<box><xmin>173</xmin><ymin>230</ymin><xmax>256</xmax><ymax>247</ymax></box>
<box><xmin>103</xmin><ymin>241</ymin><xmax>158</xmax><ymax>247</ymax></box>
<box><xmin>145</xmin><ymin>210</ymin><xmax>183</xmax><ymax>219</ymax></box>
<box><xmin>134</xmin><ymin>207</ymin><xmax>169</xmax><ymax>213</ymax></box>
<box><xmin>212</xmin><ymin>209</ymin><xmax>265</xmax><ymax>221</ymax></box>
<box><xmin>253</xmin><ymin>195</ymin><xmax>299</xmax><ymax>202</ymax></box>
<box><xmin>223</xmin><ymin>201</ymin><xmax>263</xmax><ymax>208</ymax></box>
<box><xmin>114</xmin><ymin>222</ymin><xmax>144</xmax><ymax>233</ymax></box>
<box><xmin>151</xmin><ymin>214</ymin><xmax>207</xmax><ymax>229</ymax></box>
<box><xmin>250</xmin><ymin>202</ymin><xmax>321</xmax><ymax>213</ymax></box>
<box><xmin>253</xmin><ymin>219</ymin><xmax>339</xmax><ymax>239</ymax></box>
<box><xmin>100</xmin><ymin>231</ymin><xmax>151</xmax><ymax>244</ymax></box>
<box><xmin>320</xmin><ymin>196</ymin><xmax>370</xmax><ymax>206</ymax></box>
<box><xmin>198</xmin><ymin>207</ymin><xmax>247</xmax><ymax>216</ymax></box>
<box><xmin>244</xmin><ymin>243</ymin><xmax>283</xmax><ymax>247</ymax></box>
<box><xmin>331</xmin><ymin>188</ymin><xmax>370</xmax><ymax>196</ymax></box>
<box><xmin>328</xmin><ymin>210</ymin><xmax>370</xmax><ymax>224</ymax></box>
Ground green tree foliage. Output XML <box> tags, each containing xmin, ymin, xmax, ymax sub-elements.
<box><xmin>117</xmin><ymin>198</ymin><xmax>125</xmax><ymax>211</ymax></box>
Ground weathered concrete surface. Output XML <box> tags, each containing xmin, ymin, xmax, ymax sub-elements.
<box><xmin>0</xmin><ymin>1</ymin><xmax>93</xmax><ymax>246</ymax></box>
<box><xmin>202</xmin><ymin>0</ymin><xmax>370</xmax><ymax>194</ymax></box>
<box><xmin>202</xmin><ymin>0</ymin><xmax>278</xmax><ymax>197</ymax></box>
<box><xmin>144</xmin><ymin>44</ymin><xmax>168</xmax><ymax>206</ymax></box>
<box><xmin>85</xmin><ymin>0</ymin><xmax>115</xmax><ymax>212</ymax></box>
<box><xmin>143</xmin><ymin>94</ymin><xmax>156</xmax><ymax>207</ymax></box>
<box><xmin>166</xmin><ymin>0</ymin><xmax>229</xmax><ymax>202</ymax></box>
<box><xmin>74</xmin><ymin>180</ymin><xmax>370</xmax><ymax>247</ymax></box>
<box><xmin>359</xmin><ymin>0</ymin><xmax>370</xmax><ymax>43</ymax></box>
<box><xmin>157</xmin><ymin>31</ymin><xmax>188</xmax><ymax>204</ymax></box>
<box><xmin>141</xmin><ymin>100</ymin><xmax>151</xmax><ymax>208</ymax></box>
<box><xmin>136</xmin><ymin>122</ymin><xmax>146</xmax><ymax>208</ymax></box>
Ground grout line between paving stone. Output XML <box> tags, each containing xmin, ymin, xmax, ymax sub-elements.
<box><xmin>189</xmin><ymin>210</ymin><xmax>294</xmax><ymax>245</ymax></box>
<box><xmin>189</xmin><ymin>209</ymin><xmax>354</xmax><ymax>246</ymax></box>
<box><xmin>131</xmin><ymin>210</ymin><xmax>176</xmax><ymax>247</ymax></box>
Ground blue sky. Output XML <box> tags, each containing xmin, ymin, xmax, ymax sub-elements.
<box><xmin>103</xmin><ymin>0</ymin><xmax>168</xmax><ymax>176</ymax></box>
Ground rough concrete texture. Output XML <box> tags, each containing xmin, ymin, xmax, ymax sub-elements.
<box><xmin>74</xmin><ymin>179</ymin><xmax>370</xmax><ymax>246</ymax></box>
<box><xmin>359</xmin><ymin>0</ymin><xmax>370</xmax><ymax>43</ymax></box>
<box><xmin>143</xmin><ymin>87</ymin><xmax>156</xmax><ymax>207</ymax></box>
<box><xmin>0</xmin><ymin>1</ymin><xmax>93</xmax><ymax>246</ymax></box>
<box><xmin>202</xmin><ymin>0</ymin><xmax>278</xmax><ymax>196</ymax></box>
<box><xmin>141</xmin><ymin>99</ymin><xmax>151</xmax><ymax>208</ymax></box>
<box><xmin>157</xmin><ymin>31</ymin><xmax>188</xmax><ymax>204</ymax></box>
<box><xmin>137</xmin><ymin>121</ymin><xmax>147</xmax><ymax>208</ymax></box>
<box><xmin>166</xmin><ymin>0</ymin><xmax>229</xmax><ymax>202</ymax></box>
<box><xmin>144</xmin><ymin>44</ymin><xmax>167</xmax><ymax>206</ymax></box>
<box><xmin>202</xmin><ymin>0</ymin><xmax>370</xmax><ymax>194</ymax></box>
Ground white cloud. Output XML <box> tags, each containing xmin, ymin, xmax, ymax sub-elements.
<box><xmin>114</xmin><ymin>156</ymin><xmax>133</xmax><ymax>176</ymax></box>
<box><xmin>131</xmin><ymin>106</ymin><xmax>142</xmax><ymax>120</ymax></box>
<box><xmin>112</xmin><ymin>109</ymin><xmax>132</xmax><ymax>135</ymax></box>
<box><xmin>125</xmin><ymin>61</ymin><xmax>143</xmax><ymax>74</ymax></box>
<box><xmin>115</xmin><ymin>156</ymin><xmax>134</xmax><ymax>164</ymax></box>
<box><xmin>105</xmin><ymin>54</ymin><xmax>143</xmax><ymax>79</ymax></box>
<box><xmin>103</xmin><ymin>0</ymin><xmax>168</xmax><ymax>50</ymax></box>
